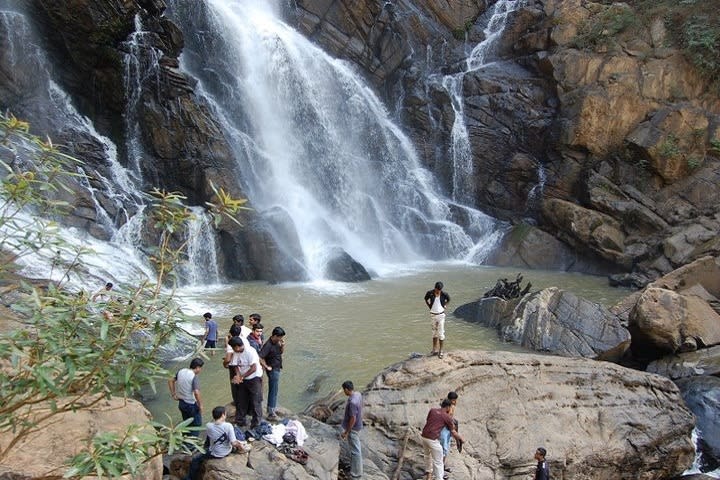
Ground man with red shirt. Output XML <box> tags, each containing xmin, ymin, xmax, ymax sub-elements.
<box><xmin>421</xmin><ymin>399</ymin><xmax>464</xmax><ymax>480</ymax></box>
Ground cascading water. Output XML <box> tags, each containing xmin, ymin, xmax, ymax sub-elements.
<box><xmin>0</xmin><ymin>9</ymin><xmax>216</xmax><ymax>289</ymax></box>
<box><xmin>440</xmin><ymin>0</ymin><xmax>526</xmax><ymax>202</ymax></box>
<box><xmin>167</xmin><ymin>0</ymin><xmax>500</xmax><ymax>278</ymax></box>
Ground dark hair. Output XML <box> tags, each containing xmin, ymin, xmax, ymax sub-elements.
<box><xmin>212</xmin><ymin>406</ymin><xmax>226</xmax><ymax>420</ymax></box>
<box><xmin>536</xmin><ymin>447</ymin><xmax>547</xmax><ymax>458</ymax></box>
<box><xmin>105</xmin><ymin>282</ymin><xmax>113</xmax><ymax>289</ymax></box>
<box><xmin>249</xmin><ymin>313</ymin><xmax>261</xmax><ymax>321</ymax></box>
<box><xmin>434</xmin><ymin>281</ymin><xmax>443</xmax><ymax>290</ymax></box>
<box><xmin>229</xmin><ymin>324</ymin><xmax>243</xmax><ymax>337</ymax></box>
<box><xmin>229</xmin><ymin>337</ymin><xmax>245</xmax><ymax>348</ymax></box>
<box><xmin>342</xmin><ymin>380</ymin><xmax>354</xmax><ymax>391</ymax></box>
<box><xmin>447</xmin><ymin>391</ymin><xmax>458</xmax><ymax>401</ymax></box>
<box><xmin>271</xmin><ymin>326</ymin><xmax>286</xmax><ymax>337</ymax></box>
<box><xmin>203</xmin><ymin>312</ymin><xmax>212</xmax><ymax>319</ymax></box>
<box><xmin>189</xmin><ymin>357</ymin><xmax>205</xmax><ymax>369</ymax></box>
<box><xmin>441</xmin><ymin>398</ymin><xmax>452</xmax><ymax>408</ymax></box>
<box><xmin>253</xmin><ymin>323</ymin><xmax>264</xmax><ymax>331</ymax></box>
<box><xmin>232</xmin><ymin>314</ymin><xmax>244</xmax><ymax>324</ymax></box>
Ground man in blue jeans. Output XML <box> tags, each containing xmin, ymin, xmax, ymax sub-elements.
<box><xmin>168</xmin><ymin>357</ymin><xmax>204</xmax><ymax>436</ymax></box>
<box><xmin>340</xmin><ymin>380</ymin><xmax>363</xmax><ymax>479</ymax></box>
<box><xmin>259</xmin><ymin>326</ymin><xmax>285</xmax><ymax>420</ymax></box>
<box><xmin>439</xmin><ymin>391</ymin><xmax>461</xmax><ymax>473</ymax></box>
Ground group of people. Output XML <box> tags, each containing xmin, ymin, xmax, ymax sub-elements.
<box><xmin>169</xmin><ymin>311</ymin><xmax>286</xmax><ymax>479</ymax></box>
<box><xmin>169</xmin><ymin>282</ymin><xmax>550</xmax><ymax>479</ymax></box>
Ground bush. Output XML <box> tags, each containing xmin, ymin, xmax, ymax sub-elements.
<box><xmin>0</xmin><ymin>114</ymin><xmax>246</xmax><ymax>477</ymax></box>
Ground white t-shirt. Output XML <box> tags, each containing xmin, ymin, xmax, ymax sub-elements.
<box><xmin>430</xmin><ymin>295</ymin><xmax>444</xmax><ymax>314</ymax></box>
<box><xmin>226</xmin><ymin>340</ymin><xmax>263</xmax><ymax>380</ymax></box>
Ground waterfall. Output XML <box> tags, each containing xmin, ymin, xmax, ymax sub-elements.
<box><xmin>441</xmin><ymin>0</ymin><xmax>526</xmax><ymax>202</ymax></box>
<box><xmin>0</xmin><ymin>9</ymin><xmax>218</xmax><ymax>288</ymax></box>
<box><xmin>167</xmin><ymin>0</ymin><xmax>500</xmax><ymax>278</ymax></box>
<box><xmin>180</xmin><ymin>207</ymin><xmax>221</xmax><ymax>285</ymax></box>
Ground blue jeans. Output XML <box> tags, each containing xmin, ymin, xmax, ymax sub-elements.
<box><xmin>348</xmin><ymin>430</ymin><xmax>363</xmax><ymax>479</ymax></box>
<box><xmin>178</xmin><ymin>400</ymin><xmax>202</xmax><ymax>437</ymax></box>
<box><xmin>266</xmin><ymin>368</ymin><xmax>281</xmax><ymax>414</ymax></box>
<box><xmin>440</xmin><ymin>426</ymin><xmax>451</xmax><ymax>456</ymax></box>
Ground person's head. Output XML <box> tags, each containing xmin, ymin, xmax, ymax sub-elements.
<box><xmin>271</xmin><ymin>326</ymin><xmax>285</xmax><ymax>341</ymax></box>
<box><xmin>232</xmin><ymin>314</ymin><xmax>244</xmax><ymax>325</ymax></box>
<box><xmin>203</xmin><ymin>312</ymin><xmax>212</xmax><ymax>320</ymax></box>
<box><xmin>229</xmin><ymin>324</ymin><xmax>243</xmax><ymax>338</ymax></box>
<box><xmin>535</xmin><ymin>447</ymin><xmax>547</xmax><ymax>461</ymax></box>
<box><xmin>212</xmin><ymin>406</ymin><xmax>226</xmax><ymax>420</ymax></box>
<box><xmin>229</xmin><ymin>336</ymin><xmax>245</xmax><ymax>352</ymax></box>
<box><xmin>342</xmin><ymin>380</ymin><xmax>354</xmax><ymax>395</ymax></box>
<box><xmin>249</xmin><ymin>313</ymin><xmax>261</xmax><ymax>325</ymax></box>
<box><xmin>189</xmin><ymin>357</ymin><xmax>204</xmax><ymax>371</ymax></box>
<box><xmin>440</xmin><ymin>398</ymin><xmax>452</xmax><ymax>410</ymax></box>
<box><xmin>252</xmin><ymin>323</ymin><xmax>264</xmax><ymax>336</ymax></box>
<box><xmin>434</xmin><ymin>281</ymin><xmax>443</xmax><ymax>291</ymax></box>
<box><xmin>447</xmin><ymin>391</ymin><xmax>458</xmax><ymax>405</ymax></box>
<box><xmin>105</xmin><ymin>282</ymin><xmax>113</xmax><ymax>290</ymax></box>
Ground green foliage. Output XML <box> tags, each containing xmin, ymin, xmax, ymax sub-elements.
<box><xmin>0</xmin><ymin>114</ymin><xmax>246</xmax><ymax>477</ymax></box>
<box><xmin>657</xmin><ymin>134</ymin><xmax>681</xmax><ymax>158</ymax></box>
<box><xmin>611</xmin><ymin>0</ymin><xmax>720</xmax><ymax>88</ymax></box>
<box><xmin>687</xmin><ymin>155</ymin><xmax>702</xmax><ymax>169</ymax></box>
<box><xmin>572</xmin><ymin>5</ymin><xmax>638</xmax><ymax>50</ymax></box>
<box><xmin>682</xmin><ymin>16</ymin><xmax>720</xmax><ymax>78</ymax></box>
<box><xmin>710</xmin><ymin>138</ymin><xmax>720</xmax><ymax>154</ymax></box>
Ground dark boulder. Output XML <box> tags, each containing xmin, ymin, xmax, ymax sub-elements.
<box><xmin>324</xmin><ymin>247</ymin><xmax>370</xmax><ymax>283</ymax></box>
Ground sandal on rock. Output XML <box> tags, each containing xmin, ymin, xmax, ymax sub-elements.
<box><xmin>438</xmin><ymin>352</ymin><xmax>444</xmax><ymax>358</ymax></box>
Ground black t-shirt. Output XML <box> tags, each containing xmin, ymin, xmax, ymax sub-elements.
<box><xmin>259</xmin><ymin>339</ymin><xmax>283</xmax><ymax>369</ymax></box>
<box><xmin>535</xmin><ymin>460</ymin><xmax>550</xmax><ymax>480</ymax></box>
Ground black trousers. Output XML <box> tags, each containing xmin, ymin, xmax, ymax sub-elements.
<box><xmin>231</xmin><ymin>376</ymin><xmax>263</xmax><ymax>427</ymax></box>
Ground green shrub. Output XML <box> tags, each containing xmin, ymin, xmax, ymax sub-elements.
<box><xmin>657</xmin><ymin>134</ymin><xmax>681</xmax><ymax>158</ymax></box>
<box><xmin>0</xmin><ymin>114</ymin><xmax>247</xmax><ymax>477</ymax></box>
<box><xmin>572</xmin><ymin>5</ymin><xmax>638</xmax><ymax>50</ymax></box>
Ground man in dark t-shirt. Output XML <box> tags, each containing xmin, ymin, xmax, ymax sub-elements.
<box><xmin>259</xmin><ymin>326</ymin><xmax>285</xmax><ymax>420</ymax></box>
<box><xmin>534</xmin><ymin>447</ymin><xmax>550</xmax><ymax>480</ymax></box>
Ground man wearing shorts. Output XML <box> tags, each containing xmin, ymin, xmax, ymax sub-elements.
<box><xmin>424</xmin><ymin>281</ymin><xmax>450</xmax><ymax>358</ymax></box>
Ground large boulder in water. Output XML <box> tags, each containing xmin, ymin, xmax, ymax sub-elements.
<box><xmin>324</xmin><ymin>247</ymin><xmax>371</xmax><ymax>283</ymax></box>
<box><xmin>317</xmin><ymin>350</ymin><xmax>694</xmax><ymax>480</ymax></box>
<box><xmin>455</xmin><ymin>287</ymin><xmax>630</xmax><ymax>359</ymax></box>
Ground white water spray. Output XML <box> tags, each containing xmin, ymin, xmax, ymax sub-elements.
<box><xmin>168</xmin><ymin>0</ymin><xmax>500</xmax><ymax>278</ymax></box>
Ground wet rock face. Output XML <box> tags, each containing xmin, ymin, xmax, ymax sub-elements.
<box><xmin>317</xmin><ymin>350</ymin><xmax>695</xmax><ymax>480</ymax></box>
<box><xmin>675</xmin><ymin>376</ymin><xmax>720</xmax><ymax>472</ymax></box>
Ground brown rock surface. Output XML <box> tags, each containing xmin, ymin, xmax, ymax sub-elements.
<box><xmin>324</xmin><ymin>350</ymin><xmax>695</xmax><ymax>480</ymax></box>
<box><xmin>0</xmin><ymin>397</ymin><xmax>162</xmax><ymax>479</ymax></box>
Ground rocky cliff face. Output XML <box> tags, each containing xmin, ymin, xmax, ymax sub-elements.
<box><xmin>290</xmin><ymin>0</ymin><xmax>720</xmax><ymax>283</ymax></box>
<box><xmin>2</xmin><ymin>0</ymin><xmax>718</xmax><ymax>282</ymax></box>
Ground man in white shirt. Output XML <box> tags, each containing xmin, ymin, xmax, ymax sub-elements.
<box><xmin>424</xmin><ymin>281</ymin><xmax>451</xmax><ymax>358</ymax></box>
<box><xmin>224</xmin><ymin>336</ymin><xmax>264</xmax><ymax>427</ymax></box>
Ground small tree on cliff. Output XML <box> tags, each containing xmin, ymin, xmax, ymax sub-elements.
<box><xmin>0</xmin><ymin>113</ymin><xmax>248</xmax><ymax>478</ymax></box>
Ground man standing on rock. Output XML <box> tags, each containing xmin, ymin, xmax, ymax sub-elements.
<box><xmin>340</xmin><ymin>380</ymin><xmax>363</xmax><ymax>479</ymax></box>
<box><xmin>224</xmin><ymin>336</ymin><xmax>263</xmax><ymax>427</ymax></box>
<box><xmin>259</xmin><ymin>326</ymin><xmax>285</xmax><ymax>420</ymax></box>
<box><xmin>424</xmin><ymin>281</ymin><xmax>450</xmax><ymax>358</ymax></box>
<box><xmin>421</xmin><ymin>398</ymin><xmax>463</xmax><ymax>480</ymax></box>
<box><xmin>168</xmin><ymin>357</ymin><xmax>204</xmax><ymax>437</ymax></box>
<box><xmin>534</xmin><ymin>447</ymin><xmax>550</xmax><ymax>480</ymax></box>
